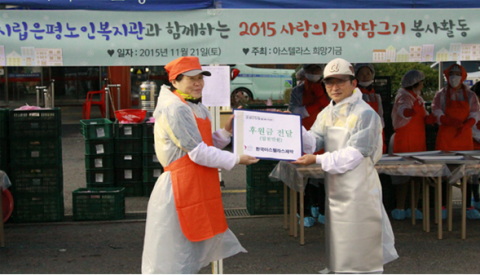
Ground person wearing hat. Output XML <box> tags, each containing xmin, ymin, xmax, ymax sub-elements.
<box><xmin>390</xmin><ymin>70</ymin><xmax>437</xmax><ymax>220</ymax></box>
<box><xmin>288</xmin><ymin>64</ymin><xmax>330</xmax><ymax>225</ymax></box>
<box><xmin>141</xmin><ymin>56</ymin><xmax>259</xmax><ymax>274</ymax></box>
<box><xmin>289</xmin><ymin>64</ymin><xmax>330</xmax><ymax>131</ymax></box>
<box><xmin>293</xmin><ymin>58</ymin><xmax>398</xmax><ymax>273</ymax></box>
<box><xmin>432</xmin><ymin>64</ymin><xmax>480</xmax><ymax>219</ymax></box>
<box><xmin>354</xmin><ymin>63</ymin><xmax>386</xmax><ymax>153</ymax></box>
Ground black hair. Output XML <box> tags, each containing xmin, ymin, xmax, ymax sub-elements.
<box><xmin>175</xmin><ymin>74</ymin><xmax>184</xmax><ymax>81</ymax></box>
<box><xmin>404</xmin><ymin>81</ymin><xmax>422</xmax><ymax>91</ymax></box>
<box><xmin>348</xmin><ymin>75</ymin><xmax>355</xmax><ymax>84</ymax></box>
<box><xmin>169</xmin><ymin>74</ymin><xmax>184</xmax><ymax>90</ymax></box>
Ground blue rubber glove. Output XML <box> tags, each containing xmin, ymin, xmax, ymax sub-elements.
<box><xmin>406</xmin><ymin>208</ymin><xmax>423</xmax><ymax>220</ymax></box>
<box><xmin>391</xmin><ymin>209</ymin><xmax>406</xmax><ymax>220</ymax></box>
<box><xmin>467</xmin><ymin>207</ymin><xmax>480</xmax><ymax>220</ymax></box>
<box><xmin>311</xmin><ymin>206</ymin><xmax>320</xmax><ymax>218</ymax></box>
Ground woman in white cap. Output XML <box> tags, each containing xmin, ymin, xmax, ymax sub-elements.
<box><xmin>294</xmin><ymin>58</ymin><xmax>398</xmax><ymax>274</ymax></box>
<box><xmin>390</xmin><ymin>70</ymin><xmax>436</xmax><ymax>220</ymax></box>
<box><xmin>141</xmin><ymin>56</ymin><xmax>258</xmax><ymax>274</ymax></box>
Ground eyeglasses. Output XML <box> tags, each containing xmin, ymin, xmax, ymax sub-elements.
<box><xmin>323</xmin><ymin>78</ymin><xmax>350</xmax><ymax>88</ymax></box>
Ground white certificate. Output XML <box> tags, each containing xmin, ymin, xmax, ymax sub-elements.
<box><xmin>233</xmin><ymin>109</ymin><xmax>303</xmax><ymax>161</ymax></box>
<box><xmin>201</xmin><ymin>65</ymin><xmax>230</xmax><ymax>107</ymax></box>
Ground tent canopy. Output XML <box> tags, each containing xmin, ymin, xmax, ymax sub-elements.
<box><xmin>3</xmin><ymin>0</ymin><xmax>480</xmax><ymax>11</ymax></box>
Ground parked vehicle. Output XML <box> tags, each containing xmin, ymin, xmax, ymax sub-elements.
<box><xmin>229</xmin><ymin>64</ymin><xmax>294</xmax><ymax>105</ymax></box>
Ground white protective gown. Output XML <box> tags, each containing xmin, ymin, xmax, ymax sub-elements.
<box><xmin>391</xmin><ymin>88</ymin><xmax>428</xmax><ymax>130</ymax></box>
<box><xmin>142</xmin><ymin>85</ymin><xmax>246</xmax><ymax>274</ymax></box>
<box><xmin>302</xmin><ymin>89</ymin><xmax>398</xmax><ymax>273</ymax></box>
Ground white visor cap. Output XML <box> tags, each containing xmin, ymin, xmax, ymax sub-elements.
<box><xmin>323</xmin><ymin>58</ymin><xmax>355</xmax><ymax>79</ymax></box>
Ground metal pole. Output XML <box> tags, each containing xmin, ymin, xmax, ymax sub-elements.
<box><xmin>108</xmin><ymin>84</ymin><xmax>121</xmax><ymax>110</ymax></box>
<box><xmin>105</xmin><ymin>87</ymin><xmax>110</xmax><ymax>120</ymax></box>
<box><xmin>50</xmin><ymin>79</ymin><xmax>55</xmax><ymax>108</ymax></box>
<box><xmin>5</xmin><ymin>67</ymin><xmax>8</xmax><ymax>107</ymax></box>
<box><xmin>35</xmin><ymin>86</ymin><xmax>47</xmax><ymax>107</ymax></box>
<box><xmin>43</xmin><ymin>90</ymin><xmax>48</xmax><ymax>108</ymax></box>
<box><xmin>117</xmin><ymin>86</ymin><xmax>121</xmax><ymax>110</ymax></box>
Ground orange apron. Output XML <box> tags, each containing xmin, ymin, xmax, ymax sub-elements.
<box><xmin>359</xmin><ymin>87</ymin><xmax>386</xmax><ymax>153</ymax></box>
<box><xmin>302</xmin><ymin>80</ymin><xmax>329</xmax><ymax>130</ymax></box>
<box><xmin>435</xmin><ymin>88</ymin><xmax>473</xmax><ymax>151</ymax></box>
<box><xmin>474</xmin><ymin>140</ymin><xmax>480</xmax><ymax>150</ymax></box>
<box><xmin>302</xmin><ymin>80</ymin><xmax>328</xmax><ymax>155</ymax></box>
<box><xmin>393</xmin><ymin>90</ymin><xmax>427</xmax><ymax>153</ymax></box>
<box><xmin>163</xmin><ymin>92</ymin><xmax>228</xmax><ymax>242</ymax></box>
<box><xmin>359</xmin><ymin>87</ymin><xmax>379</xmax><ymax>112</ymax></box>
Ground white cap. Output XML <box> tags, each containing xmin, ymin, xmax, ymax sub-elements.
<box><xmin>323</xmin><ymin>58</ymin><xmax>355</xmax><ymax>79</ymax></box>
<box><xmin>401</xmin><ymin>70</ymin><xmax>425</xmax><ymax>88</ymax></box>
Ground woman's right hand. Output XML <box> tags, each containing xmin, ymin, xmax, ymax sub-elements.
<box><xmin>239</xmin><ymin>154</ymin><xmax>260</xmax><ymax>165</ymax></box>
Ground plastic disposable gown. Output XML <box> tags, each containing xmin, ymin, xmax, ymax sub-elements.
<box><xmin>392</xmin><ymin>88</ymin><xmax>429</xmax><ymax>130</ymax></box>
<box><xmin>289</xmin><ymin>83</ymin><xmax>311</xmax><ymax>118</ymax></box>
<box><xmin>473</xmin><ymin>123</ymin><xmax>480</xmax><ymax>143</ymax></box>
<box><xmin>142</xmin><ymin>85</ymin><xmax>246</xmax><ymax>274</ymax></box>
<box><xmin>303</xmin><ymin>88</ymin><xmax>383</xmax><ymax>162</ymax></box>
<box><xmin>302</xmin><ymin>89</ymin><xmax>398</xmax><ymax>272</ymax></box>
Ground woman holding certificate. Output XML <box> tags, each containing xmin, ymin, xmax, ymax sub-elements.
<box><xmin>141</xmin><ymin>56</ymin><xmax>258</xmax><ymax>274</ymax></box>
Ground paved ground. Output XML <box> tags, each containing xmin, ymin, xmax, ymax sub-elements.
<box><xmin>3</xmin><ymin>213</ymin><xmax>480</xmax><ymax>274</ymax></box>
<box><xmin>2</xmin><ymin>106</ymin><xmax>479</xmax><ymax>274</ymax></box>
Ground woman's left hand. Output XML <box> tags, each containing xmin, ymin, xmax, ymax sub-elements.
<box><xmin>291</xmin><ymin>154</ymin><xmax>317</xmax><ymax>166</ymax></box>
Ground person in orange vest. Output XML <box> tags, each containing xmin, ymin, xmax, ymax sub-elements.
<box><xmin>390</xmin><ymin>70</ymin><xmax>437</xmax><ymax>220</ymax></box>
<box><xmin>288</xmin><ymin>64</ymin><xmax>330</xmax><ymax>225</ymax></box>
<box><xmin>432</xmin><ymin>64</ymin><xmax>480</xmax><ymax>219</ymax></box>
<box><xmin>141</xmin><ymin>56</ymin><xmax>259</xmax><ymax>274</ymax></box>
<box><xmin>288</xmin><ymin>64</ymin><xmax>330</xmax><ymax>131</ymax></box>
<box><xmin>354</xmin><ymin>63</ymin><xmax>386</xmax><ymax>154</ymax></box>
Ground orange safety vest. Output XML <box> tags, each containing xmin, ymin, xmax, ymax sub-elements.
<box><xmin>302</xmin><ymin>80</ymin><xmax>329</xmax><ymax>131</ymax></box>
<box><xmin>435</xmin><ymin>88</ymin><xmax>474</xmax><ymax>151</ymax></box>
<box><xmin>302</xmin><ymin>80</ymin><xmax>328</xmax><ymax>155</ymax></box>
<box><xmin>359</xmin><ymin>87</ymin><xmax>386</xmax><ymax>154</ymax></box>
<box><xmin>163</xmin><ymin>91</ymin><xmax>228</xmax><ymax>242</ymax></box>
<box><xmin>359</xmin><ymin>87</ymin><xmax>379</xmax><ymax>113</ymax></box>
<box><xmin>393</xmin><ymin>90</ymin><xmax>427</xmax><ymax>153</ymax></box>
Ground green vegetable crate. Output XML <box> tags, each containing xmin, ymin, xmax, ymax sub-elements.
<box><xmin>72</xmin><ymin>187</ymin><xmax>125</xmax><ymax>221</ymax></box>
